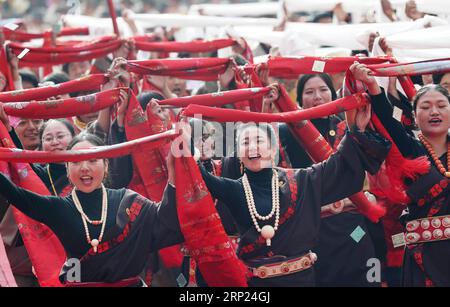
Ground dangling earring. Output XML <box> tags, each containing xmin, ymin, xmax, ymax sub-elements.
<box><xmin>240</xmin><ymin>161</ymin><xmax>244</xmax><ymax>175</ymax></box>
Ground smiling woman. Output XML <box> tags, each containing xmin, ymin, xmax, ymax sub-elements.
<box><xmin>0</xmin><ymin>132</ymin><xmax>183</xmax><ymax>286</ymax></box>
<box><xmin>194</xmin><ymin>115</ymin><xmax>391</xmax><ymax>286</ymax></box>
<box><xmin>350</xmin><ymin>62</ymin><xmax>450</xmax><ymax>287</ymax></box>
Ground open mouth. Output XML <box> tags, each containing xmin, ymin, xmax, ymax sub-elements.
<box><xmin>80</xmin><ymin>176</ymin><xmax>94</xmax><ymax>186</ymax></box>
<box><xmin>248</xmin><ymin>154</ymin><xmax>262</xmax><ymax>160</ymax></box>
<box><xmin>429</xmin><ymin>118</ymin><xmax>442</xmax><ymax>125</ymax></box>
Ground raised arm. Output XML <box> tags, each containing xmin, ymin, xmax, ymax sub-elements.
<box><xmin>298</xmin><ymin>129</ymin><xmax>391</xmax><ymax>207</ymax></box>
<box><xmin>0</xmin><ymin>173</ymin><xmax>61</xmax><ymax>225</ymax></box>
<box><xmin>349</xmin><ymin>62</ymin><xmax>420</xmax><ymax>156</ymax></box>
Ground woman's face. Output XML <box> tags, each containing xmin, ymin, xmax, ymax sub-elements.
<box><xmin>67</xmin><ymin>141</ymin><xmax>107</xmax><ymax>193</ymax></box>
<box><xmin>15</xmin><ymin>118</ymin><xmax>43</xmax><ymax>150</ymax></box>
<box><xmin>414</xmin><ymin>90</ymin><xmax>450</xmax><ymax>138</ymax></box>
<box><xmin>301</xmin><ymin>77</ymin><xmax>333</xmax><ymax>109</ymax></box>
<box><xmin>439</xmin><ymin>73</ymin><xmax>450</xmax><ymax>92</ymax></box>
<box><xmin>238</xmin><ymin>126</ymin><xmax>275</xmax><ymax>172</ymax></box>
<box><xmin>41</xmin><ymin>121</ymin><xmax>73</xmax><ymax>152</ymax></box>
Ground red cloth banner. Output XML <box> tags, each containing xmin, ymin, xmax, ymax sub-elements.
<box><xmin>2</xmin><ymin>27</ymin><xmax>89</xmax><ymax>42</ymax></box>
<box><xmin>263</xmin><ymin>56</ymin><xmax>391</xmax><ymax>79</ymax></box>
<box><xmin>0</xmin><ymin>74</ymin><xmax>107</xmax><ymax>102</ymax></box>
<box><xmin>367</xmin><ymin>57</ymin><xmax>450</xmax><ymax>77</ymax></box>
<box><xmin>134</xmin><ymin>38</ymin><xmax>236</xmax><ymax>53</ymax></box>
<box><xmin>9</xmin><ymin>36</ymin><xmax>121</xmax><ymax>66</ymax></box>
<box><xmin>175</xmin><ymin>156</ymin><xmax>248</xmax><ymax>287</ymax></box>
<box><xmin>127</xmin><ymin>58</ymin><xmax>231</xmax><ymax>81</ymax></box>
<box><xmin>159</xmin><ymin>87</ymin><xmax>271</xmax><ymax>108</ymax></box>
<box><xmin>181</xmin><ymin>92</ymin><xmax>369</xmax><ymax>122</ymax></box>
<box><xmin>0</xmin><ymin>129</ymin><xmax>177</xmax><ymax>163</ymax></box>
<box><xmin>3</xmin><ymin>88</ymin><xmax>124</xmax><ymax>119</ymax></box>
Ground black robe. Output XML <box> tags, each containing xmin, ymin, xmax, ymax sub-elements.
<box><xmin>371</xmin><ymin>90</ymin><xmax>450</xmax><ymax>287</ymax></box>
<box><xmin>280</xmin><ymin>118</ymin><xmax>380</xmax><ymax>287</ymax></box>
<box><xmin>200</xmin><ymin>131</ymin><xmax>390</xmax><ymax>286</ymax></box>
<box><xmin>0</xmin><ymin>173</ymin><xmax>183</xmax><ymax>284</ymax></box>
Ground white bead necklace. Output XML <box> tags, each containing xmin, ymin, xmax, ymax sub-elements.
<box><xmin>71</xmin><ymin>184</ymin><xmax>108</xmax><ymax>253</ymax></box>
<box><xmin>242</xmin><ymin>169</ymin><xmax>280</xmax><ymax>246</ymax></box>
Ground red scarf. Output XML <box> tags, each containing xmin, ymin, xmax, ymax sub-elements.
<box><xmin>127</xmin><ymin>58</ymin><xmax>230</xmax><ymax>81</ymax></box>
<box><xmin>9</xmin><ymin>36</ymin><xmax>121</xmax><ymax>67</ymax></box>
<box><xmin>2</xmin><ymin>27</ymin><xmax>89</xmax><ymax>42</ymax></box>
<box><xmin>159</xmin><ymin>87</ymin><xmax>270</xmax><ymax>108</ymax></box>
<box><xmin>3</xmin><ymin>88</ymin><xmax>124</xmax><ymax>119</ymax></box>
<box><xmin>181</xmin><ymin>92</ymin><xmax>369</xmax><ymax>122</ymax></box>
<box><xmin>262</xmin><ymin>56</ymin><xmax>391</xmax><ymax>79</ymax></box>
<box><xmin>0</xmin><ymin>122</ymin><xmax>65</xmax><ymax>287</ymax></box>
<box><xmin>0</xmin><ymin>74</ymin><xmax>107</xmax><ymax>102</ymax></box>
<box><xmin>123</xmin><ymin>93</ymin><xmax>184</xmax><ymax>270</ymax></box>
<box><xmin>175</xmin><ymin>155</ymin><xmax>247</xmax><ymax>287</ymax></box>
<box><xmin>0</xmin><ymin>129</ymin><xmax>177</xmax><ymax>163</ymax></box>
<box><xmin>134</xmin><ymin>38</ymin><xmax>236</xmax><ymax>53</ymax></box>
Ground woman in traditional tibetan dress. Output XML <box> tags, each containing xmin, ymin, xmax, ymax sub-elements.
<box><xmin>0</xmin><ymin>131</ymin><xmax>183</xmax><ymax>286</ymax></box>
<box><xmin>351</xmin><ymin>62</ymin><xmax>450</xmax><ymax>287</ymax></box>
<box><xmin>196</xmin><ymin>108</ymin><xmax>391</xmax><ymax>286</ymax></box>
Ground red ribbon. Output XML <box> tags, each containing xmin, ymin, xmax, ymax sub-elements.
<box><xmin>127</xmin><ymin>58</ymin><xmax>231</xmax><ymax>81</ymax></box>
<box><xmin>0</xmin><ymin>74</ymin><xmax>107</xmax><ymax>102</ymax></box>
<box><xmin>0</xmin><ymin>129</ymin><xmax>177</xmax><ymax>163</ymax></box>
<box><xmin>159</xmin><ymin>87</ymin><xmax>271</xmax><ymax>108</ymax></box>
<box><xmin>181</xmin><ymin>92</ymin><xmax>369</xmax><ymax>122</ymax></box>
<box><xmin>134</xmin><ymin>38</ymin><xmax>236</xmax><ymax>53</ymax></box>
<box><xmin>263</xmin><ymin>56</ymin><xmax>391</xmax><ymax>79</ymax></box>
<box><xmin>9</xmin><ymin>36</ymin><xmax>121</xmax><ymax>66</ymax></box>
<box><xmin>2</xmin><ymin>88</ymin><xmax>124</xmax><ymax>119</ymax></box>
<box><xmin>2</xmin><ymin>27</ymin><xmax>89</xmax><ymax>42</ymax></box>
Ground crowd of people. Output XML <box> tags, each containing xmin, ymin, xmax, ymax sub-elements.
<box><xmin>0</xmin><ymin>0</ymin><xmax>449</xmax><ymax>288</ymax></box>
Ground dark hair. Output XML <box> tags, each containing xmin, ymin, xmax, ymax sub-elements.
<box><xmin>19</xmin><ymin>70</ymin><xmax>39</xmax><ymax>88</ymax></box>
<box><xmin>62</xmin><ymin>63</ymin><xmax>70</xmax><ymax>75</ymax></box>
<box><xmin>413</xmin><ymin>84</ymin><xmax>450</xmax><ymax>111</ymax></box>
<box><xmin>66</xmin><ymin>133</ymin><xmax>110</xmax><ymax>185</ymax></box>
<box><xmin>312</xmin><ymin>11</ymin><xmax>333</xmax><ymax>23</ymax></box>
<box><xmin>39</xmin><ymin>119</ymin><xmax>76</xmax><ymax>143</ymax></box>
<box><xmin>432</xmin><ymin>73</ymin><xmax>450</xmax><ymax>85</ymax></box>
<box><xmin>235</xmin><ymin>122</ymin><xmax>279</xmax><ymax>151</ymax></box>
<box><xmin>296</xmin><ymin>73</ymin><xmax>337</xmax><ymax>107</ymax></box>
<box><xmin>67</xmin><ymin>132</ymin><xmax>104</xmax><ymax>150</ymax></box>
<box><xmin>137</xmin><ymin>91</ymin><xmax>165</xmax><ymax>110</ymax></box>
<box><xmin>43</xmin><ymin>72</ymin><xmax>70</xmax><ymax>85</ymax></box>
